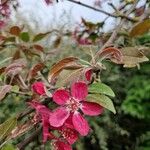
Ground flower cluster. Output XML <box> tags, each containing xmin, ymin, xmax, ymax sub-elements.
<box><xmin>0</xmin><ymin>2</ymin><xmax>10</xmax><ymax>29</ymax></box>
<box><xmin>30</xmin><ymin>81</ymin><xmax>103</xmax><ymax>150</ymax></box>
<box><xmin>44</xmin><ymin>0</ymin><xmax>53</xmax><ymax>5</ymax></box>
<box><xmin>73</xmin><ymin>27</ymin><xmax>92</xmax><ymax>45</ymax></box>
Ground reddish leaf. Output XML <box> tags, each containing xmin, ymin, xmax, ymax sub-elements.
<box><xmin>48</xmin><ymin>57</ymin><xmax>78</xmax><ymax>83</ymax></box>
<box><xmin>53</xmin><ymin>36</ymin><xmax>62</xmax><ymax>48</ymax></box>
<box><xmin>5</xmin><ymin>58</ymin><xmax>27</xmax><ymax>76</ymax></box>
<box><xmin>33</xmin><ymin>44</ymin><xmax>44</xmax><ymax>52</ymax></box>
<box><xmin>13</xmin><ymin>50</ymin><xmax>20</xmax><ymax>60</ymax></box>
<box><xmin>130</xmin><ymin>19</ymin><xmax>150</xmax><ymax>37</ymax></box>
<box><xmin>99</xmin><ymin>47</ymin><xmax>123</xmax><ymax>63</ymax></box>
<box><xmin>0</xmin><ymin>67</ymin><xmax>6</xmax><ymax>75</ymax></box>
<box><xmin>0</xmin><ymin>35</ymin><xmax>6</xmax><ymax>42</ymax></box>
<box><xmin>30</xmin><ymin>63</ymin><xmax>45</xmax><ymax>78</ymax></box>
<box><xmin>10</xmin><ymin>26</ymin><xmax>21</xmax><ymax>36</ymax></box>
<box><xmin>0</xmin><ymin>85</ymin><xmax>12</xmax><ymax>101</ymax></box>
<box><xmin>63</xmin><ymin>62</ymin><xmax>83</xmax><ymax>70</ymax></box>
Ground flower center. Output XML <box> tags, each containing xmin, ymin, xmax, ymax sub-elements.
<box><xmin>66</xmin><ymin>98</ymin><xmax>81</xmax><ymax>112</ymax></box>
<box><xmin>60</xmin><ymin>128</ymin><xmax>76</xmax><ymax>140</ymax></box>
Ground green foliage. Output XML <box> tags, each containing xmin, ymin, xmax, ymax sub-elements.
<box><xmin>122</xmin><ymin>75</ymin><xmax>150</xmax><ymax>119</ymax></box>
<box><xmin>137</xmin><ymin>34</ymin><xmax>150</xmax><ymax>45</ymax></box>
<box><xmin>1</xmin><ymin>143</ymin><xmax>16</xmax><ymax>150</ymax></box>
<box><xmin>135</xmin><ymin>131</ymin><xmax>150</xmax><ymax>150</ymax></box>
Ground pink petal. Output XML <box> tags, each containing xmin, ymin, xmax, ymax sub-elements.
<box><xmin>32</xmin><ymin>82</ymin><xmax>45</xmax><ymax>95</ymax></box>
<box><xmin>0</xmin><ymin>21</ymin><xmax>5</xmax><ymax>29</ymax></box>
<box><xmin>64</xmin><ymin>114</ymin><xmax>74</xmax><ymax>129</ymax></box>
<box><xmin>42</xmin><ymin>117</ymin><xmax>56</xmax><ymax>143</ymax></box>
<box><xmin>85</xmin><ymin>68</ymin><xmax>92</xmax><ymax>81</ymax></box>
<box><xmin>42</xmin><ymin>118</ymin><xmax>50</xmax><ymax>143</ymax></box>
<box><xmin>28</xmin><ymin>101</ymin><xmax>53</xmax><ymax>143</ymax></box>
<box><xmin>77</xmin><ymin>38</ymin><xmax>92</xmax><ymax>45</ymax></box>
<box><xmin>61</xmin><ymin>126</ymin><xmax>78</xmax><ymax>144</ymax></box>
<box><xmin>54</xmin><ymin>141</ymin><xmax>72</xmax><ymax>150</ymax></box>
<box><xmin>81</xmin><ymin>101</ymin><xmax>103</xmax><ymax>116</ymax></box>
<box><xmin>53</xmin><ymin>89</ymin><xmax>70</xmax><ymax>105</ymax></box>
<box><xmin>28</xmin><ymin>100</ymin><xmax>51</xmax><ymax>115</ymax></box>
<box><xmin>71</xmin><ymin>82</ymin><xmax>88</xmax><ymax>101</ymax></box>
<box><xmin>72</xmin><ymin>113</ymin><xmax>90</xmax><ymax>136</ymax></box>
<box><xmin>49</xmin><ymin>107</ymin><xmax>70</xmax><ymax>127</ymax></box>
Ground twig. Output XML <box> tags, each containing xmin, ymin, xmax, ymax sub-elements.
<box><xmin>94</xmin><ymin>0</ymin><xmax>139</xmax><ymax>61</ymax></box>
<box><xmin>103</xmin><ymin>2</ymin><xmax>130</xmax><ymax>22</ymax></box>
<box><xmin>66</xmin><ymin>0</ymin><xmax>137</xmax><ymax>22</ymax></box>
<box><xmin>18</xmin><ymin>75</ymin><xmax>28</xmax><ymax>89</ymax></box>
<box><xmin>17</xmin><ymin>127</ymin><xmax>42</xmax><ymax>150</ymax></box>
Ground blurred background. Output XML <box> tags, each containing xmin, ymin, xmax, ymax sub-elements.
<box><xmin>0</xmin><ymin>0</ymin><xmax>150</xmax><ymax>150</ymax></box>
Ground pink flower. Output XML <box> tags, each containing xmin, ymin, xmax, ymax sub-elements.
<box><xmin>28</xmin><ymin>101</ymin><xmax>78</xmax><ymax>145</ymax></box>
<box><xmin>52</xmin><ymin>140</ymin><xmax>72</xmax><ymax>150</ymax></box>
<box><xmin>49</xmin><ymin>81</ymin><xmax>103</xmax><ymax>136</ymax></box>
<box><xmin>44</xmin><ymin>0</ymin><xmax>53</xmax><ymax>5</ymax></box>
<box><xmin>72</xmin><ymin>27</ymin><xmax>92</xmax><ymax>45</ymax></box>
<box><xmin>0</xmin><ymin>3</ymin><xmax>10</xmax><ymax>18</ymax></box>
<box><xmin>28</xmin><ymin>101</ymin><xmax>53</xmax><ymax>143</ymax></box>
<box><xmin>77</xmin><ymin>38</ymin><xmax>92</xmax><ymax>45</ymax></box>
<box><xmin>32</xmin><ymin>82</ymin><xmax>46</xmax><ymax>95</ymax></box>
<box><xmin>58</xmin><ymin>115</ymin><xmax>78</xmax><ymax>144</ymax></box>
<box><xmin>0</xmin><ymin>20</ymin><xmax>5</xmax><ymax>29</ymax></box>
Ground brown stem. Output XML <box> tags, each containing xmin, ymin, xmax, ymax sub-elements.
<box><xmin>18</xmin><ymin>75</ymin><xmax>28</xmax><ymax>89</ymax></box>
<box><xmin>66</xmin><ymin>0</ymin><xmax>137</xmax><ymax>22</ymax></box>
<box><xmin>94</xmin><ymin>0</ymin><xmax>139</xmax><ymax>61</ymax></box>
<box><xmin>17</xmin><ymin>127</ymin><xmax>41</xmax><ymax>150</ymax></box>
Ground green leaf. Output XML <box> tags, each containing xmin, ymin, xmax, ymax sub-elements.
<box><xmin>87</xmin><ymin>94</ymin><xmax>116</xmax><ymax>114</ymax></box>
<box><xmin>19</xmin><ymin>32</ymin><xmax>30</xmax><ymax>42</ymax></box>
<box><xmin>1</xmin><ymin>144</ymin><xmax>16</xmax><ymax>150</ymax></box>
<box><xmin>33</xmin><ymin>32</ymin><xmax>50</xmax><ymax>42</ymax></box>
<box><xmin>89</xmin><ymin>83</ymin><xmax>115</xmax><ymax>97</ymax></box>
<box><xmin>0</xmin><ymin>117</ymin><xmax>17</xmax><ymax>141</ymax></box>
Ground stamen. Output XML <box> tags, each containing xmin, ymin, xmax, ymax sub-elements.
<box><xmin>66</xmin><ymin>98</ymin><xmax>81</xmax><ymax>112</ymax></box>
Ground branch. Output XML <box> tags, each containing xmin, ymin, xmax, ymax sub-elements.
<box><xmin>17</xmin><ymin>127</ymin><xmax>41</xmax><ymax>150</ymax></box>
<box><xmin>94</xmin><ymin>0</ymin><xmax>139</xmax><ymax>61</ymax></box>
<box><xmin>66</xmin><ymin>0</ymin><xmax>137</xmax><ymax>22</ymax></box>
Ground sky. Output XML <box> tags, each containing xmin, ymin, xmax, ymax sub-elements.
<box><xmin>11</xmin><ymin>0</ymin><xmax>144</xmax><ymax>33</ymax></box>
